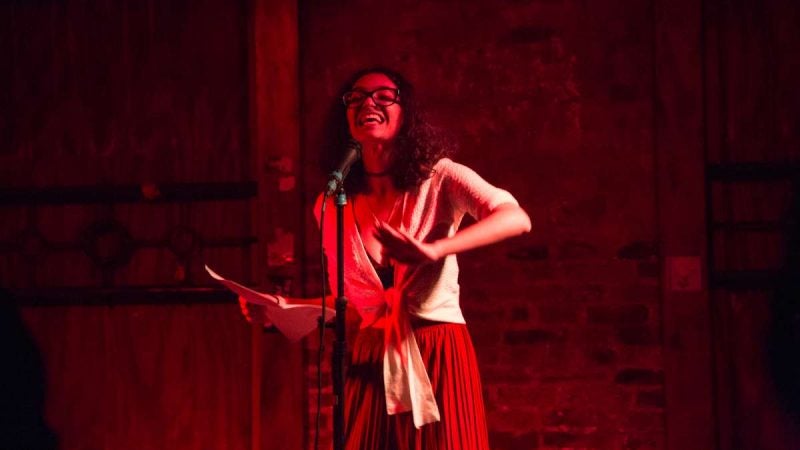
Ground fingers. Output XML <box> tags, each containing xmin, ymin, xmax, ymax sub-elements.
<box><xmin>371</xmin><ymin>222</ymin><xmax>438</xmax><ymax>264</ymax></box>
<box><xmin>238</xmin><ymin>296</ymin><xmax>252</xmax><ymax>321</ymax></box>
<box><xmin>259</xmin><ymin>292</ymin><xmax>284</xmax><ymax>306</ymax></box>
<box><xmin>238</xmin><ymin>296</ymin><xmax>268</xmax><ymax>323</ymax></box>
<box><xmin>374</xmin><ymin>231</ymin><xmax>427</xmax><ymax>265</ymax></box>
<box><xmin>374</xmin><ymin>229</ymin><xmax>409</xmax><ymax>261</ymax></box>
<box><xmin>373</xmin><ymin>221</ymin><xmax>413</xmax><ymax>248</ymax></box>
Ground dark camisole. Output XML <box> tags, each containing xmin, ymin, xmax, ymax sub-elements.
<box><xmin>353</xmin><ymin>197</ymin><xmax>395</xmax><ymax>290</ymax></box>
<box><xmin>368</xmin><ymin>252</ymin><xmax>394</xmax><ymax>290</ymax></box>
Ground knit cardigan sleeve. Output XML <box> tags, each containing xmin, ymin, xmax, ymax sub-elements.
<box><xmin>437</xmin><ymin>158</ymin><xmax>519</xmax><ymax>220</ymax></box>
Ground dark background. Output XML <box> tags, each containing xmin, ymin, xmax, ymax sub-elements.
<box><xmin>1</xmin><ymin>0</ymin><xmax>798</xmax><ymax>449</ymax></box>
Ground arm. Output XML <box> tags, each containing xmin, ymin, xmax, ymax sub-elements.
<box><xmin>375</xmin><ymin>202</ymin><xmax>531</xmax><ymax>264</ymax></box>
<box><xmin>431</xmin><ymin>202</ymin><xmax>531</xmax><ymax>258</ymax></box>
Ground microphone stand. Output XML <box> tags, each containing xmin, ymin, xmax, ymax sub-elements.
<box><xmin>332</xmin><ymin>187</ymin><xmax>348</xmax><ymax>450</ymax></box>
<box><xmin>324</xmin><ymin>141</ymin><xmax>360</xmax><ymax>450</ymax></box>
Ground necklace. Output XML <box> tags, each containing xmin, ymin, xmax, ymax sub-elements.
<box><xmin>358</xmin><ymin>193</ymin><xmax>399</xmax><ymax>269</ymax></box>
<box><xmin>362</xmin><ymin>191</ymin><xmax>399</xmax><ymax>225</ymax></box>
<box><xmin>364</xmin><ymin>169</ymin><xmax>392</xmax><ymax>177</ymax></box>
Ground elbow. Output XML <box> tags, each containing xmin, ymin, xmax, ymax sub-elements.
<box><xmin>518</xmin><ymin>208</ymin><xmax>532</xmax><ymax>234</ymax></box>
<box><xmin>494</xmin><ymin>203</ymin><xmax>532</xmax><ymax>235</ymax></box>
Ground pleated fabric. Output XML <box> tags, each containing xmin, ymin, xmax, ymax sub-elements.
<box><xmin>344</xmin><ymin>323</ymin><xmax>489</xmax><ymax>450</ymax></box>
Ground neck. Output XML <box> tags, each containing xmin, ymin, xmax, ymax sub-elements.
<box><xmin>366</xmin><ymin>173</ymin><xmax>394</xmax><ymax>196</ymax></box>
<box><xmin>361</xmin><ymin>141</ymin><xmax>396</xmax><ymax>194</ymax></box>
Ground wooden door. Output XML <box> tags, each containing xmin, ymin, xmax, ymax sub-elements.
<box><xmin>704</xmin><ymin>0</ymin><xmax>800</xmax><ymax>448</ymax></box>
<box><xmin>0</xmin><ymin>1</ymin><xmax>304</xmax><ymax>449</ymax></box>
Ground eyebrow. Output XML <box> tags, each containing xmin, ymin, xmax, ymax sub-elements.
<box><xmin>350</xmin><ymin>85</ymin><xmax>398</xmax><ymax>92</ymax></box>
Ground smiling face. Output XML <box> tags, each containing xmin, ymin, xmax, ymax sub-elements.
<box><xmin>346</xmin><ymin>72</ymin><xmax>403</xmax><ymax>145</ymax></box>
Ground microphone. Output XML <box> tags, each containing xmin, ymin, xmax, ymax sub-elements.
<box><xmin>325</xmin><ymin>139</ymin><xmax>362</xmax><ymax>195</ymax></box>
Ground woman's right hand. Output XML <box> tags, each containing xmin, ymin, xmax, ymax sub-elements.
<box><xmin>238</xmin><ymin>296</ymin><xmax>269</xmax><ymax>325</ymax></box>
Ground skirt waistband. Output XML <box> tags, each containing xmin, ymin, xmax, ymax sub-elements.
<box><xmin>364</xmin><ymin>316</ymin><xmax>453</xmax><ymax>331</ymax></box>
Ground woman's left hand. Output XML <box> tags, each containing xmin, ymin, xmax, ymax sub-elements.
<box><xmin>374</xmin><ymin>221</ymin><xmax>442</xmax><ymax>265</ymax></box>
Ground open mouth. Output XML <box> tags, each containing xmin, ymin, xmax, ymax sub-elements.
<box><xmin>358</xmin><ymin>112</ymin><xmax>385</xmax><ymax>126</ymax></box>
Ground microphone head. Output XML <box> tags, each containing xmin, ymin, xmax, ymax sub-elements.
<box><xmin>325</xmin><ymin>139</ymin><xmax>363</xmax><ymax>195</ymax></box>
<box><xmin>346</xmin><ymin>139</ymin><xmax>362</xmax><ymax>158</ymax></box>
<box><xmin>341</xmin><ymin>139</ymin><xmax>362</xmax><ymax>172</ymax></box>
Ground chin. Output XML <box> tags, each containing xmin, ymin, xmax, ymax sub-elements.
<box><xmin>355</xmin><ymin>133</ymin><xmax>389</xmax><ymax>143</ymax></box>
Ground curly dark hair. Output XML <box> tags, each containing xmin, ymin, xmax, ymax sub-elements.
<box><xmin>320</xmin><ymin>67</ymin><xmax>452</xmax><ymax>194</ymax></box>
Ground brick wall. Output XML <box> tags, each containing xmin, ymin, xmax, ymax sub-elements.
<box><xmin>299</xmin><ymin>1</ymin><xmax>663</xmax><ymax>449</ymax></box>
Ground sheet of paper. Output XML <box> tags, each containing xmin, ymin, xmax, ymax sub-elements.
<box><xmin>205</xmin><ymin>264</ymin><xmax>335</xmax><ymax>341</ymax></box>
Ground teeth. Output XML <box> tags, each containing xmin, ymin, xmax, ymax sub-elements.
<box><xmin>359</xmin><ymin>113</ymin><xmax>383</xmax><ymax>125</ymax></box>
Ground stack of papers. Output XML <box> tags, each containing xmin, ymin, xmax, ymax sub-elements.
<box><xmin>205</xmin><ymin>265</ymin><xmax>335</xmax><ymax>341</ymax></box>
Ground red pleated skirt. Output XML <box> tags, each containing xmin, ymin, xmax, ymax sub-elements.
<box><xmin>344</xmin><ymin>322</ymin><xmax>489</xmax><ymax>450</ymax></box>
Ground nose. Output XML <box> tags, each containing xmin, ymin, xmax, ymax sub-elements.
<box><xmin>361</xmin><ymin>93</ymin><xmax>378</xmax><ymax>108</ymax></box>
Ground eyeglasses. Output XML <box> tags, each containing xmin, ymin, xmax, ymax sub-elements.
<box><xmin>342</xmin><ymin>88</ymin><xmax>400</xmax><ymax>108</ymax></box>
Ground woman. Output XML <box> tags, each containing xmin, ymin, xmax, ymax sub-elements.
<box><xmin>242</xmin><ymin>67</ymin><xmax>531</xmax><ymax>449</ymax></box>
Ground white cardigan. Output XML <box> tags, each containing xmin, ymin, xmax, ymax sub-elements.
<box><xmin>315</xmin><ymin>158</ymin><xmax>518</xmax><ymax>428</ymax></box>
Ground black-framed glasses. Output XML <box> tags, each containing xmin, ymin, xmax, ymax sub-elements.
<box><xmin>342</xmin><ymin>88</ymin><xmax>400</xmax><ymax>108</ymax></box>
